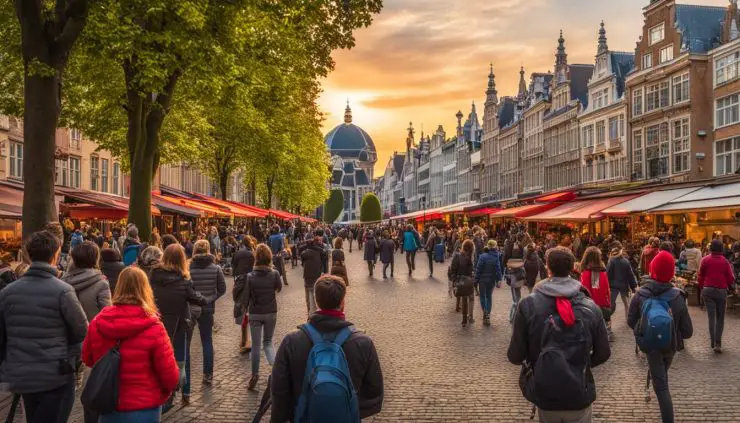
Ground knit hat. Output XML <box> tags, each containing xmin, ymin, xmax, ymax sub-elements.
<box><xmin>649</xmin><ymin>250</ymin><xmax>675</xmax><ymax>283</ymax></box>
<box><xmin>487</xmin><ymin>240</ymin><xmax>497</xmax><ymax>249</ymax></box>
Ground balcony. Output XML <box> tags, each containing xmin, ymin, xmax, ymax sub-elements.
<box><xmin>594</xmin><ymin>143</ymin><xmax>606</xmax><ymax>154</ymax></box>
<box><xmin>582</xmin><ymin>145</ymin><xmax>595</xmax><ymax>158</ymax></box>
<box><xmin>607</xmin><ymin>140</ymin><xmax>623</xmax><ymax>152</ymax></box>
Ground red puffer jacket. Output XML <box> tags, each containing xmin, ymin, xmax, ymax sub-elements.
<box><xmin>83</xmin><ymin>304</ymin><xmax>179</xmax><ymax>412</ymax></box>
<box><xmin>580</xmin><ymin>269</ymin><xmax>612</xmax><ymax>310</ymax></box>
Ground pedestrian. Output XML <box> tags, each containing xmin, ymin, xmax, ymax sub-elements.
<box><xmin>363</xmin><ymin>229</ymin><xmax>379</xmax><ymax>277</ymax></box>
<box><xmin>580</xmin><ymin>246</ymin><xmax>613</xmax><ymax>341</ymax></box>
<box><xmin>628</xmin><ymin>250</ymin><xmax>693</xmax><ymax>423</ymax></box>
<box><xmin>679</xmin><ymin>239</ymin><xmax>702</xmax><ymax>272</ymax></box>
<box><xmin>186</xmin><ymin>240</ymin><xmax>227</xmax><ymax>394</ymax></box>
<box><xmin>232</xmin><ymin>236</ymin><xmax>256</xmax><ymax>354</ymax></box>
<box><xmin>63</xmin><ymin>241</ymin><xmax>112</xmax><ymax>322</ymax></box>
<box><xmin>270</xmin><ymin>275</ymin><xmax>384</xmax><ymax>422</ymax></box>
<box><xmin>475</xmin><ymin>240</ymin><xmax>503</xmax><ymax>326</ymax></box>
<box><xmin>269</xmin><ymin>224</ymin><xmax>289</xmax><ymax>286</ymax></box>
<box><xmin>100</xmin><ymin>247</ymin><xmax>125</xmax><ymax>294</ymax></box>
<box><xmin>606</xmin><ymin>242</ymin><xmax>637</xmax><ymax>322</ymax></box>
<box><xmin>161</xmin><ymin>234</ymin><xmax>179</xmax><ymax>250</ymax></box>
<box><xmin>379</xmin><ymin>230</ymin><xmax>395</xmax><ymax>279</ymax></box>
<box><xmin>523</xmin><ymin>244</ymin><xmax>546</xmax><ymax>294</ymax></box>
<box><xmin>639</xmin><ymin>237</ymin><xmax>660</xmax><ymax>276</ymax></box>
<box><xmin>149</xmin><ymin>232</ymin><xmax>162</xmax><ymax>249</ymax></box>
<box><xmin>504</xmin><ymin>232</ymin><xmax>527</xmax><ymax>323</ymax></box>
<box><xmin>348</xmin><ymin>226</ymin><xmax>355</xmax><ymax>253</ymax></box>
<box><xmin>0</xmin><ymin>231</ymin><xmax>88</xmax><ymax>423</ymax></box>
<box><xmin>403</xmin><ymin>224</ymin><xmax>420</xmax><ymax>276</ymax></box>
<box><xmin>237</xmin><ymin>244</ymin><xmax>282</xmax><ymax>390</ymax></box>
<box><xmin>149</xmin><ymin>244</ymin><xmax>208</xmax><ymax>408</ymax></box>
<box><xmin>451</xmin><ymin>239</ymin><xmax>476</xmax><ymax>327</ymax></box>
<box><xmin>424</xmin><ymin>227</ymin><xmax>441</xmax><ymax>277</ymax></box>
<box><xmin>697</xmin><ymin>239</ymin><xmax>736</xmax><ymax>353</ymax></box>
<box><xmin>508</xmin><ymin>246</ymin><xmax>611</xmax><ymax>423</ymax></box>
<box><xmin>122</xmin><ymin>225</ymin><xmax>142</xmax><ymax>266</ymax></box>
<box><xmin>299</xmin><ymin>231</ymin><xmax>327</xmax><ymax>318</ymax></box>
<box><xmin>208</xmin><ymin>226</ymin><xmax>221</xmax><ymax>258</ymax></box>
<box><xmin>331</xmin><ymin>237</ymin><xmax>349</xmax><ymax>286</ymax></box>
<box><xmin>82</xmin><ymin>267</ymin><xmax>180</xmax><ymax>422</ymax></box>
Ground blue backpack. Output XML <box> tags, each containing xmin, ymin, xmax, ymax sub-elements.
<box><xmin>70</xmin><ymin>231</ymin><xmax>84</xmax><ymax>249</ymax></box>
<box><xmin>294</xmin><ymin>323</ymin><xmax>359</xmax><ymax>423</ymax></box>
<box><xmin>636</xmin><ymin>291</ymin><xmax>675</xmax><ymax>352</ymax></box>
<box><xmin>122</xmin><ymin>245</ymin><xmax>141</xmax><ymax>267</ymax></box>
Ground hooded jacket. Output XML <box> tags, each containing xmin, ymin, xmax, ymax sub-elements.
<box><xmin>697</xmin><ymin>252</ymin><xmax>735</xmax><ymax>290</ymax></box>
<box><xmin>100</xmin><ymin>259</ymin><xmax>125</xmax><ymax>294</ymax></box>
<box><xmin>82</xmin><ymin>304</ymin><xmax>179</xmax><ymax>411</ymax></box>
<box><xmin>232</xmin><ymin>246</ymin><xmax>255</xmax><ymax>279</ymax></box>
<box><xmin>606</xmin><ymin>253</ymin><xmax>638</xmax><ymax>293</ymax></box>
<box><xmin>189</xmin><ymin>254</ymin><xmax>227</xmax><ymax>313</ymax></box>
<box><xmin>364</xmin><ymin>234</ymin><xmax>379</xmax><ymax>261</ymax></box>
<box><xmin>235</xmin><ymin>265</ymin><xmax>282</xmax><ymax>315</ymax></box>
<box><xmin>475</xmin><ymin>249</ymin><xmax>502</xmax><ymax>285</ymax></box>
<box><xmin>627</xmin><ymin>279</ymin><xmax>693</xmax><ymax>353</ymax></box>
<box><xmin>639</xmin><ymin>245</ymin><xmax>659</xmax><ymax>275</ymax></box>
<box><xmin>299</xmin><ymin>240</ymin><xmax>327</xmax><ymax>287</ymax></box>
<box><xmin>62</xmin><ymin>268</ymin><xmax>112</xmax><ymax>322</ymax></box>
<box><xmin>679</xmin><ymin>247</ymin><xmax>702</xmax><ymax>272</ymax></box>
<box><xmin>149</xmin><ymin>268</ymin><xmax>208</xmax><ymax>341</ymax></box>
<box><xmin>270</xmin><ymin>313</ymin><xmax>384</xmax><ymax>423</ymax></box>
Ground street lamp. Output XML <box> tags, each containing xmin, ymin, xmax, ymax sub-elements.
<box><xmin>421</xmin><ymin>195</ymin><xmax>427</xmax><ymax>228</ymax></box>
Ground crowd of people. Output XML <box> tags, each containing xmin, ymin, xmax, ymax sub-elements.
<box><xmin>0</xmin><ymin>216</ymin><xmax>738</xmax><ymax>423</ymax></box>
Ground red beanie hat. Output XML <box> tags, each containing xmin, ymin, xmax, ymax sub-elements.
<box><xmin>650</xmin><ymin>250</ymin><xmax>675</xmax><ymax>283</ymax></box>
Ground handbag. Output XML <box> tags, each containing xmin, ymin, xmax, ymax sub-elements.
<box><xmin>81</xmin><ymin>328</ymin><xmax>122</xmax><ymax>414</ymax></box>
<box><xmin>455</xmin><ymin>275</ymin><xmax>475</xmax><ymax>297</ymax></box>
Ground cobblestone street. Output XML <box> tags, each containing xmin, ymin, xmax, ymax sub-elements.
<box><xmin>4</xmin><ymin>248</ymin><xmax>740</xmax><ymax>422</ymax></box>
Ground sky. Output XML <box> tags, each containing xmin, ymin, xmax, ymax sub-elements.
<box><xmin>317</xmin><ymin>0</ymin><xmax>729</xmax><ymax>175</ymax></box>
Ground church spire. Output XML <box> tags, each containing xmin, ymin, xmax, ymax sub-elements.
<box><xmin>486</xmin><ymin>63</ymin><xmax>498</xmax><ymax>105</ymax></box>
<box><xmin>406</xmin><ymin>121</ymin><xmax>414</xmax><ymax>155</ymax></box>
<box><xmin>555</xmin><ymin>30</ymin><xmax>568</xmax><ymax>83</ymax></box>
<box><xmin>344</xmin><ymin>100</ymin><xmax>352</xmax><ymax>124</ymax></box>
<box><xmin>517</xmin><ymin>66</ymin><xmax>527</xmax><ymax>100</ymax></box>
<box><xmin>598</xmin><ymin>21</ymin><xmax>609</xmax><ymax>55</ymax></box>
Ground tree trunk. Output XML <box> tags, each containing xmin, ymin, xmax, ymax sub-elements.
<box><xmin>265</xmin><ymin>175</ymin><xmax>275</xmax><ymax>210</ymax></box>
<box><xmin>22</xmin><ymin>73</ymin><xmax>60</xmax><ymax>239</ymax></box>
<box><xmin>219</xmin><ymin>169</ymin><xmax>229</xmax><ymax>201</ymax></box>
<box><xmin>128</xmin><ymin>151</ymin><xmax>154</xmax><ymax>242</ymax></box>
<box><xmin>248</xmin><ymin>172</ymin><xmax>256</xmax><ymax>206</ymax></box>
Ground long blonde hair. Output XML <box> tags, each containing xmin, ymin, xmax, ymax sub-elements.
<box><xmin>113</xmin><ymin>267</ymin><xmax>159</xmax><ymax>317</ymax></box>
<box><xmin>160</xmin><ymin>244</ymin><xmax>190</xmax><ymax>280</ymax></box>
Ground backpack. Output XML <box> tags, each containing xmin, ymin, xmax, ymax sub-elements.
<box><xmin>70</xmin><ymin>231</ymin><xmax>84</xmax><ymax>249</ymax></box>
<box><xmin>635</xmin><ymin>291</ymin><xmax>675</xmax><ymax>352</ymax></box>
<box><xmin>81</xmin><ymin>332</ymin><xmax>122</xmax><ymax>414</ymax></box>
<box><xmin>0</xmin><ymin>267</ymin><xmax>17</xmax><ymax>291</ymax></box>
<box><xmin>122</xmin><ymin>245</ymin><xmax>141</xmax><ymax>266</ymax></box>
<box><xmin>434</xmin><ymin>243</ymin><xmax>445</xmax><ymax>263</ymax></box>
<box><xmin>294</xmin><ymin>323</ymin><xmax>360</xmax><ymax>423</ymax></box>
<box><xmin>522</xmin><ymin>296</ymin><xmax>595</xmax><ymax>411</ymax></box>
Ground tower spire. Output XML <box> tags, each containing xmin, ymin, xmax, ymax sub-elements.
<box><xmin>486</xmin><ymin>63</ymin><xmax>498</xmax><ymax>105</ymax></box>
<box><xmin>598</xmin><ymin>21</ymin><xmax>609</xmax><ymax>54</ymax></box>
<box><xmin>555</xmin><ymin>30</ymin><xmax>568</xmax><ymax>83</ymax></box>
<box><xmin>344</xmin><ymin>100</ymin><xmax>352</xmax><ymax>124</ymax></box>
<box><xmin>517</xmin><ymin>66</ymin><xmax>527</xmax><ymax>100</ymax></box>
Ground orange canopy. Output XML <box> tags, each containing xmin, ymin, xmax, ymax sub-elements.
<box><xmin>522</xmin><ymin>194</ymin><xmax>643</xmax><ymax>222</ymax></box>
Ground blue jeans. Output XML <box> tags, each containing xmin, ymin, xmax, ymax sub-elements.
<box><xmin>101</xmin><ymin>406</ymin><xmax>161</xmax><ymax>422</ymax></box>
<box><xmin>184</xmin><ymin>310</ymin><xmax>215</xmax><ymax>395</ymax></box>
<box><xmin>478</xmin><ymin>281</ymin><xmax>494</xmax><ymax>315</ymax></box>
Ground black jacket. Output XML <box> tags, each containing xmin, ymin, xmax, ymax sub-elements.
<box><xmin>232</xmin><ymin>246</ymin><xmax>255</xmax><ymax>279</ymax></box>
<box><xmin>606</xmin><ymin>254</ymin><xmax>638</xmax><ymax>292</ymax></box>
<box><xmin>189</xmin><ymin>254</ymin><xmax>227</xmax><ymax>312</ymax></box>
<box><xmin>149</xmin><ymin>268</ymin><xmax>208</xmax><ymax>342</ymax></box>
<box><xmin>270</xmin><ymin>313</ymin><xmax>383</xmax><ymax>423</ymax></box>
<box><xmin>627</xmin><ymin>279</ymin><xmax>693</xmax><ymax>353</ymax></box>
<box><xmin>523</xmin><ymin>251</ymin><xmax>546</xmax><ymax>288</ymax></box>
<box><xmin>450</xmin><ymin>252</ymin><xmax>474</xmax><ymax>279</ymax></box>
<box><xmin>100</xmin><ymin>260</ymin><xmax>125</xmax><ymax>294</ymax></box>
<box><xmin>299</xmin><ymin>241</ymin><xmax>326</xmax><ymax>287</ymax></box>
<box><xmin>234</xmin><ymin>265</ymin><xmax>282</xmax><ymax>315</ymax></box>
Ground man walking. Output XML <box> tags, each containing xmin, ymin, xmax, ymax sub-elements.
<box><xmin>697</xmin><ymin>239</ymin><xmax>735</xmax><ymax>353</ymax></box>
<box><xmin>269</xmin><ymin>224</ymin><xmax>289</xmax><ymax>286</ymax></box>
<box><xmin>299</xmin><ymin>232</ymin><xmax>327</xmax><ymax>318</ymax></box>
<box><xmin>0</xmin><ymin>231</ymin><xmax>89</xmax><ymax>423</ymax></box>
<box><xmin>508</xmin><ymin>247</ymin><xmax>611</xmax><ymax>423</ymax></box>
<box><xmin>270</xmin><ymin>275</ymin><xmax>383</xmax><ymax>422</ymax></box>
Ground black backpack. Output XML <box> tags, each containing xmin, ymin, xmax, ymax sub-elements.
<box><xmin>81</xmin><ymin>332</ymin><xmax>122</xmax><ymax>414</ymax></box>
<box><xmin>521</xmin><ymin>296</ymin><xmax>596</xmax><ymax>411</ymax></box>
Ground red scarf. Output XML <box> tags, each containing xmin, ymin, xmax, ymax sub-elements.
<box><xmin>317</xmin><ymin>309</ymin><xmax>345</xmax><ymax>320</ymax></box>
<box><xmin>555</xmin><ymin>297</ymin><xmax>576</xmax><ymax>326</ymax></box>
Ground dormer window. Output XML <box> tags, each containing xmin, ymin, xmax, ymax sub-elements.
<box><xmin>649</xmin><ymin>23</ymin><xmax>664</xmax><ymax>46</ymax></box>
<box><xmin>643</xmin><ymin>53</ymin><xmax>653</xmax><ymax>69</ymax></box>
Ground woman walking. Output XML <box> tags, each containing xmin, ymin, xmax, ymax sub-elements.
<box><xmin>606</xmin><ymin>242</ymin><xmax>637</xmax><ymax>321</ymax></box>
<box><xmin>580</xmin><ymin>246</ymin><xmax>612</xmax><ymax>339</ymax></box>
<box><xmin>82</xmin><ymin>267</ymin><xmax>180</xmax><ymax>422</ymax></box>
<box><xmin>379</xmin><ymin>230</ymin><xmax>396</xmax><ymax>279</ymax></box>
<box><xmin>232</xmin><ymin>236</ymin><xmax>255</xmax><ymax>355</ymax></box>
<box><xmin>503</xmin><ymin>232</ymin><xmax>526</xmax><ymax>323</ymax></box>
<box><xmin>523</xmin><ymin>244</ymin><xmax>546</xmax><ymax>294</ymax></box>
<box><xmin>364</xmin><ymin>229</ymin><xmax>379</xmax><ymax>277</ymax></box>
<box><xmin>450</xmin><ymin>240</ymin><xmax>476</xmax><ymax>327</ymax></box>
<box><xmin>424</xmin><ymin>227</ymin><xmax>441</xmax><ymax>277</ymax></box>
<box><xmin>403</xmin><ymin>225</ymin><xmax>420</xmax><ymax>276</ymax></box>
<box><xmin>475</xmin><ymin>240</ymin><xmax>502</xmax><ymax>326</ymax></box>
<box><xmin>698</xmin><ymin>239</ymin><xmax>736</xmax><ymax>353</ymax></box>
<box><xmin>239</xmin><ymin>244</ymin><xmax>282</xmax><ymax>390</ymax></box>
<box><xmin>331</xmin><ymin>237</ymin><xmax>349</xmax><ymax>286</ymax></box>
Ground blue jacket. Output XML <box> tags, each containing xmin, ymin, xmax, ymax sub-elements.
<box><xmin>403</xmin><ymin>230</ymin><xmax>420</xmax><ymax>252</ymax></box>
<box><xmin>269</xmin><ymin>233</ymin><xmax>285</xmax><ymax>255</ymax></box>
<box><xmin>475</xmin><ymin>250</ymin><xmax>503</xmax><ymax>285</ymax></box>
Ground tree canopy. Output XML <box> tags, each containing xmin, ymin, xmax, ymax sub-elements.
<box><xmin>360</xmin><ymin>192</ymin><xmax>381</xmax><ymax>223</ymax></box>
<box><xmin>324</xmin><ymin>189</ymin><xmax>344</xmax><ymax>223</ymax></box>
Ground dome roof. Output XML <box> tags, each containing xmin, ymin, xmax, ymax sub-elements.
<box><xmin>324</xmin><ymin>104</ymin><xmax>377</xmax><ymax>163</ymax></box>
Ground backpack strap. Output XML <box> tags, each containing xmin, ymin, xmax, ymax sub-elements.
<box><xmin>332</xmin><ymin>326</ymin><xmax>355</xmax><ymax>346</ymax></box>
<box><xmin>302</xmin><ymin>323</ymin><xmax>325</xmax><ymax>345</ymax></box>
<box><xmin>301</xmin><ymin>323</ymin><xmax>355</xmax><ymax>346</ymax></box>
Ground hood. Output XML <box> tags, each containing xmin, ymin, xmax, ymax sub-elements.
<box><xmin>533</xmin><ymin>276</ymin><xmax>582</xmax><ymax>298</ymax></box>
<box><xmin>24</xmin><ymin>262</ymin><xmax>59</xmax><ymax>279</ymax></box>
<box><xmin>94</xmin><ymin>304</ymin><xmax>159</xmax><ymax>340</ymax></box>
<box><xmin>150</xmin><ymin>268</ymin><xmax>185</xmax><ymax>286</ymax></box>
<box><xmin>191</xmin><ymin>254</ymin><xmax>215</xmax><ymax>268</ymax></box>
<box><xmin>63</xmin><ymin>268</ymin><xmax>105</xmax><ymax>292</ymax></box>
<box><xmin>303</xmin><ymin>312</ymin><xmax>353</xmax><ymax>332</ymax></box>
<box><xmin>639</xmin><ymin>279</ymin><xmax>675</xmax><ymax>296</ymax></box>
<box><xmin>251</xmin><ymin>265</ymin><xmax>273</xmax><ymax>275</ymax></box>
<box><xmin>122</xmin><ymin>238</ymin><xmax>140</xmax><ymax>249</ymax></box>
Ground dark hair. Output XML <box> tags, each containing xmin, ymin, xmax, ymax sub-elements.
<box><xmin>161</xmin><ymin>234</ymin><xmax>178</xmax><ymax>250</ymax></box>
<box><xmin>41</xmin><ymin>222</ymin><xmax>64</xmax><ymax>245</ymax></box>
<box><xmin>271</xmin><ymin>225</ymin><xmax>280</xmax><ymax>234</ymax></box>
<box><xmin>23</xmin><ymin>230</ymin><xmax>61</xmax><ymax>263</ymax></box>
<box><xmin>100</xmin><ymin>248</ymin><xmax>121</xmax><ymax>262</ymax></box>
<box><xmin>315</xmin><ymin>229</ymin><xmax>324</xmax><ymax>237</ymax></box>
<box><xmin>580</xmin><ymin>246</ymin><xmax>604</xmax><ymax>271</ymax></box>
<box><xmin>710</xmin><ymin>239</ymin><xmax>724</xmax><ymax>254</ymax></box>
<box><xmin>546</xmin><ymin>246</ymin><xmax>576</xmax><ymax>278</ymax></box>
<box><xmin>71</xmin><ymin>241</ymin><xmax>100</xmax><ymax>269</ymax></box>
<box><xmin>659</xmin><ymin>241</ymin><xmax>673</xmax><ymax>252</ymax></box>
<box><xmin>684</xmin><ymin>239</ymin><xmax>695</xmax><ymax>249</ymax></box>
<box><xmin>461</xmin><ymin>239</ymin><xmax>474</xmax><ymax>256</ymax></box>
<box><xmin>314</xmin><ymin>275</ymin><xmax>347</xmax><ymax>310</ymax></box>
<box><xmin>255</xmin><ymin>244</ymin><xmax>273</xmax><ymax>266</ymax></box>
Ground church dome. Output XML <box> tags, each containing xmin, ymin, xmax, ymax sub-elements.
<box><xmin>324</xmin><ymin>104</ymin><xmax>377</xmax><ymax>164</ymax></box>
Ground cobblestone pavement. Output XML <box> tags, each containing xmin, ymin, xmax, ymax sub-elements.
<box><xmin>3</xmin><ymin>248</ymin><xmax>740</xmax><ymax>422</ymax></box>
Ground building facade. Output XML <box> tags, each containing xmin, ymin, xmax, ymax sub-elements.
<box><xmin>456</xmin><ymin>103</ymin><xmax>483</xmax><ymax>203</ymax></box>
<box><xmin>429</xmin><ymin>126</ymin><xmax>446</xmax><ymax>208</ymax></box>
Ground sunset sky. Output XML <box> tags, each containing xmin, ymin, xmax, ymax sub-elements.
<box><xmin>317</xmin><ymin>0</ymin><xmax>729</xmax><ymax>175</ymax></box>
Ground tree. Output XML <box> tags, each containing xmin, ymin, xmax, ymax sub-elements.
<box><xmin>0</xmin><ymin>0</ymin><xmax>91</xmax><ymax>237</ymax></box>
<box><xmin>324</xmin><ymin>189</ymin><xmax>344</xmax><ymax>223</ymax></box>
<box><xmin>360</xmin><ymin>193</ymin><xmax>381</xmax><ymax>223</ymax></box>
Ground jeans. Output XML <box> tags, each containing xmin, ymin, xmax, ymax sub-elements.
<box><xmin>479</xmin><ymin>281</ymin><xmax>494</xmax><ymax>315</ymax></box>
<box><xmin>610</xmin><ymin>287</ymin><xmax>630</xmax><ymax>318</ymax></box>
<box><xmin>22</xmin><ymin>376</ymin><xmax>76</xmax><ymax>423</ymax></box>
<box><xmin>184</xmin><ymin>310</ymin><xmax>215</xmax><ymax>395</ymax></box>
<box><xmin>538</xmin><ymin>405</ymin><xmax>592</xmax><ymax>423</ymax></box>
<box><xmin>426</xmin><ymin>251</ymin><xmax>434</xmax><ymax>275</ymax></box>
<box><xmin>647</xmin><ymin>351</ymin><xmax>674</xmax><ymax>423</ymax></box>
<box><xmin>405</xmin><ymin>250</ymin><xmax>416</xmax><ymax>273</ymax></box>
<box><xmin>348</xmin><ymin>238</ymin><xmax>353</xmax><ymax>252</ymax></box>
<box><xmin>249</xmin><ymin>313</ymin><xmax>277</xmax><ymax>375</ymax></box>
<box><xmin>305</xmin><ymin>286</ymin><xmax>317</xmax><ymax>317</ymax></box>
<box><xmin>382</xmin><ymin>261</ymin><xmax>394</xmax><ymax>277</ymax></box>
<box><xmin>509</xmin><ymin>286</ymin><xmax>522</xmax><ymax>322</ymax></box>
<box><xmin>101</xmin><ymin>406</ymin><xmax>162</xmax><ymax>423</ymax></box>
<box><xmin>460</xmin><ymin>294</ymin><xmax>474</xmax><ymax>323</ymax></box>
<box><xmin>702</xmin><ymin>287</ymin><xmax>728</xmax><ymax>347</ymax></box>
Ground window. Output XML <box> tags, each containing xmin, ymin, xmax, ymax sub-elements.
<box><xmin>55</xmin><ymin>158</ymin><xmax>70</xmax><ymax>186</ymax></box>
<box><xmin>672</xmin><ymin>73</ymin><xmax>689</xmax><ymax>104</ymax></box>
<box><xmin>70</xmin><ymin>128</ymin><xmax>81</xmax><ymax>149</ymax></box>
<box><xmin>9</xmin><ymin>141</ymin><xmax>23</xmax><ymax>179</ymax></box>
<box><xmin>633</xmin><ymin>88</ymin><xmax>643</xmax><ymax>116</ymax></box>
<box><xmin>660</xmin><ymin>81</ymin><xmax>669</xmax><ymax>108</ymax></box>
<box><xmin>101</xmin><ymin>158</ymin><xmax>109</xmax><ymax>193</ymax></box>
<box><xmin>619</xmin><ymin>114</ymin><xmax>625</xmax><ymax>137</ymax></box>
<box><xmin>90</xmin><ymin>156</ymin><xmax>99</xmax><ymax>191</ymax></box>
<box><xmin>646</xmin><ymin>123</ymin><xmax>668</xmax><ymax>178</ymax></box>
<box><xmin>645</xmin><ymin>82</ymin><xmax>668</xmax><ymax>112</ymax></box>
<box><xmin>659</xmin><ymin>45</ymin><xmax>673</xmax><ymax>63</ymax></box>
<box><xmin>582</xmin><ymin>125</ymin><xmax>594</xmax><ymax>148</ymax></box>
<box><xmin>716</xmin><ymin>93</ymin><xmax>740</xmax><ymax>128</ymax></box>
<box><xmin>715</xmin><ymin>137</ymin><xmax>740</xmax><ymax>176</ymax></box>
<box><xmin>112</xmin><ymin>163</ymin><xmax>120</xmax><ymax>195</ymax></box>
<box><xmin>596</xmin><ymin>156</ymin><xmax>606</xmax><ymax>180</ymax></box>
<box><xmin>643</xmin><ymin>53</ymin><xmax>653</xmax><ymax>69</ymax></box>
<box><xmin>672</xmin><ymin>118</ymin><xmax>690</xmax><ymax>173</ymax></box>
<box><xmin>715</xmin><ymin>51</ymin><xmax>740</xmax><ymax>86</ymax></box>
<box><xmin>596</xmin><ymin>121</ymin><xmax>606</xmax><ymax>145</ymax></box>
<box><xmin>592</xmin><ymin>88</ymin><xmax>609</xmax><ymax>110</ymax></box>
<box><xmin>649</xmin><ymin>23</ymin><xmax>664</xmax><ymax>45</ymax></box>
<box><xmin>609</xmin><ymin>117</ymin><xmax>620</xmax><ymax>141</ymax></box>
<box><xmin>70</xmin><ymin>157</ymin><xmax>80</xmax><ymax>188</ymax></box>
<box><xmin>633</xmin><ymin>130</ymin><xmax>644</xmax><ymax>179</ymax></box>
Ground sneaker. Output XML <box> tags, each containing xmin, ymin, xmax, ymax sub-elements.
<box><xmin>461</xmin><ymin>320</ymin><xmax>468</xmax><ymax>327</ymax></box>
<box><xmin>484</xmin><ymin>317</ymin><xmax>491</xmax><ymax>326</ymax></box>
<box><xmin>203</xmin><ymin>374</ymin><xmax>213</xmax><ymax>385</ymax></box>
<box><xmin>248</xmin><ymin>374</ymin><xmax>259</xmax><ymax>390</ymax></box>
<box><xmin>714</xmin><ymin>345</ymin><xmax>723</xmax><ymax>354</ymax></box>
<box><xmin>239</xmin><ymin>346</ymin><xmax>252</xmax><ymax>355</ymax></box>
<box><xmin>182</xmin><ymin>394</ymin><xmax>191</xmax><ymax>406</ymax></box>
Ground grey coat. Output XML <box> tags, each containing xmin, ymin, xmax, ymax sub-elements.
<box><xmin>62</xmin><ymin>268</ymin><xmax>112</xmax><ymax>322</ymax></box>
<box><xmin>189</xmin><ymin>254</ymin><xmax>227</xmax><ymax>313</ymax></box>
<box><xmin>0</xmin><ymin>263</ymin><xmax>88</xmax><ymax>393</ymax></box>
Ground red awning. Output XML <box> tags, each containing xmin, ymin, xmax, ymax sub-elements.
<box><xmin>270</xmin><ymin>209</ymin><xmax>298</xmax><ymax>220</ymax></box>
<box><xmin>152</xmin><ymin>194</ymin><xmax>204</xmax><ymax>218</ymax></box>
<box><xmin>192</xmin><ymin>196</ymin><xmax>261</xmax><ymax>218</ymax></box>
<box><xmin>523</xmin><ymin>194</ymin><xmax>643</xmax><ymax>222</ymax></box>
<box><xmin>0</xmin><ymin>183</ymin><xmax>24</xmax><ymax>218</ymax></box>
<box><xmin>468</xmin><ymin>207</ymin><xmax>501</xmax><ymax>217</ymax></box>
<box><xmin>157</xmin><ymin>195</ymin><xmax>230</xmax><ymax>218</ymax></box>
<box><xmin>57</xmin><ymin>187</ymin><xmax>160</xmax><ymax>218</ymax></box>
<box><xmin>225</xmin><ymin>201</ymin><xmax>269</xmax><ymax>218</ymax></box>
<box><xmin>491</xmin><ymin>203</ymin><xmax>561</xmax><ymax>218</ymax></box>
<box><xmin>531</xmin><ymin>190</ymin><xmax>577</xmax><ymax>203</ymax></box>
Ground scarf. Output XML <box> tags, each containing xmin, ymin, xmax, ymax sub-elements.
<box><xmin>317</xmin><ymin>309</ymin><xmax>345</xmax><ymax>320</ymax></box>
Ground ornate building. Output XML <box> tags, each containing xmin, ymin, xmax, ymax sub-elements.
<box><xmin>324</xmin><ymin>103</ymin><xmax>377</xmax><ymax>221</ymax></box>
<box><xmin>456</xmin><ymin>103</ymin><xmax>483</xmax><ymax>203</ymax></box>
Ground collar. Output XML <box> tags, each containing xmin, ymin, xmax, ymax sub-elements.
<box><xmin>317</xmin><ymin>309</ymin><xmax>345</xmax><ymax>320</ymax></box>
